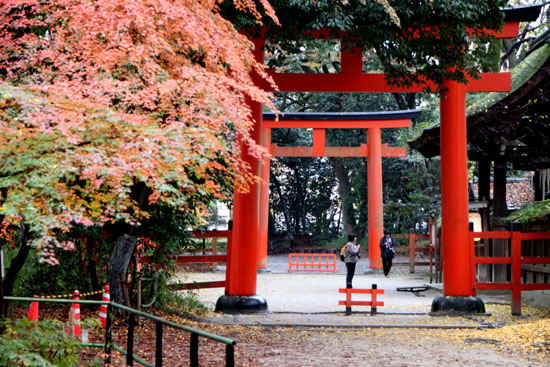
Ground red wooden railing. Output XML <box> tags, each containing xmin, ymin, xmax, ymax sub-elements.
<box><xmin>338</xmin><ymin>285</ymin><xmax>384</xmax><ymax>315</ymax></box>
<box><xmin>470</xmin><ymin>229</ymin><xmax>550</xmax><ymax>315</ymax></box>
<box><xmin>140</xmin><ymin>230</ymin><xmax>232</xmax><ymax>291</ymax></box>
<box><xmin>288</xmin><ymin>253</ymin><xmax>338</xmax><ymax>272</ymax></box>
<box><xmin>393</xmin><ymin>227</ymin><xmax>441</xmax><ymax>281</ymax></box>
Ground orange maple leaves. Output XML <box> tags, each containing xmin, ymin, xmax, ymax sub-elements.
<box><xmin>0</xmin><ymin>0</ymin><xmax>278</xmax><ymax>258</ymax></box>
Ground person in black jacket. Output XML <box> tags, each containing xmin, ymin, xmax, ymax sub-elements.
<box><xmin>380</xmin><ymin>229</ymin><xmax>395</xmax><ymax>277</ymax></box>
<box><xmin>344</xmin><ymin>233</ymin><xmax>360</xmax><ymax>288</ymax></box>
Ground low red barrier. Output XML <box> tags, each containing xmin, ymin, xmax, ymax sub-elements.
<box><xmin>338</xmin><ymin>284</ymin><xmax>384</xmax><ymax>315</ymax></box>
<box><xmin>288</xmin><ymin>253</ymin><xmax>338</xmax><ymax>272</ymax></box>
<box><xmin>471</xmin><ymin>229</ymin><xmax>550</xmax><ymax>315</ymax></box>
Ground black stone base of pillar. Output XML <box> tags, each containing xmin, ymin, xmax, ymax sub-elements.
<box><xmin>215</xmin><ymin>295</ymin><xmax>268</xmax><ymax>314</ymax></box>
<box><xmin>431</xmin><ymin>296</ymin><xmax>486</xmax><ymax>314</ymax></box>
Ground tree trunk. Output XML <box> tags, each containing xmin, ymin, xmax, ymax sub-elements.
<box><xmin>2</xmin><ymin>223</ymin><xmax>33</xmax><ymax>318</ymax></box>
<box><xmin>109</xmin><ymin>234</ymin><xmax>137</xmax><ymax>305</ymax></box>
<box><xmin>330</xmin><ymin>158</ymin><xmax>357</xmax><ymax>237</ymax></box>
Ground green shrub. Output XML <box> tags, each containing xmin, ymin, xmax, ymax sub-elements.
<box><xmin>0</xmin><ymin>318</ymin><xmax>81</xmax><ymax>367</ymax></box>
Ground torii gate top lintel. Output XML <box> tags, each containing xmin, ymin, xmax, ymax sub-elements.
<box><xmin>263</xmin><ymin>109</ymin><xmax>422</xmax><ymax>121</ymax></box>
<box><xmin>262</xmin><ymin>109</ymin><xmax>421</xmax><ymax>130</ymax></box>
<box><xmin>261</xmin><ymin>110</ymin><xmax>418</xmax><ymax>157</ymax></box>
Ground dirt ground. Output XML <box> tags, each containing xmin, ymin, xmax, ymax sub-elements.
<box><xmin>93</xmin><ymin>304</ymin><xmax>548</xmax><ymax>367</ymax></box>
<box><xmin>166</xmin><ymin>254</ymin><xmax>550</xmax><ymax>366</ymax></box>
<box><xmin>13</xmin><ymin>253</ymin><xmax>549</xmax><ymax>366</ymax></box>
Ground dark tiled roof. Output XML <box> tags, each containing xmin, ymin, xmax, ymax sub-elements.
<box><xmin>472</xmin><ymin>175</ymin><xmax>534</xmax><ymax>210</ymax></box>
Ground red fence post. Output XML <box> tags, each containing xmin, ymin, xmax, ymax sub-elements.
<box><xmin>409</xmin><ymin>229</ymin><xmax>415</xmax><ymax>273</ymax></box>
<box><xmin>511</xmin><ymin>223</ymin><xmax>522</xmax><ymax>315</ymax></box>
<box><xmin>470</xmin><ymin>231</ymin><xmax>477</xmax><ymax>295</ymax></box>
<box><xmin>371</xmin><ymin>284</ymin><xmax>378</xmax><ymax>315</ymax></box>
<box><xmin>346</xmin><ymin>289</ymin><xmax>352</xmax><ymax>315</ymax></box>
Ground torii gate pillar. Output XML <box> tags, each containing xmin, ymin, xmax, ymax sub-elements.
<box><xmin>431</xmin><ymin>79</ymin><xmax>484</xmax><ymax>313</ymax></box>
<box><xmin>215</xmin><ymin>39</ymin><xmax>268</xmax><ymax>314</ymax></box>
<box><xmin>367</xmin><ymin>128</ymin><xmax>383</xmax><ymax>269</ymax></box>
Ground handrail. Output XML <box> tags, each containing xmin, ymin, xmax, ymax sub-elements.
<box><xmin>469</xmin><ymin>230</ymin><xmax>550</xmax><ymax>315</ymax></box>
<box><xmin>5</xmin><ymin>296</ymin><xmax>236</xmax><ymax>366</ymax></box>
<box><xmin>5</xmin><ymin>297</ymin><xmax>234</xmax><ymax>345</ymax></box>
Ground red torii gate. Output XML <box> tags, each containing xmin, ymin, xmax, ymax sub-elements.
<box><xmin>216</xmin><ymin>8</ymin><xmax>537</xmax><ymax>313</ymax></box>
<box><xmin>259</xmin><ymin>110</ymin><xmax>420</xmax><ymax>270</ymax></box>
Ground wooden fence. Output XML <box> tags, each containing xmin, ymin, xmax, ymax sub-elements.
<box><xmin>470</xmin><ymin>227</ymin><xmax>550</xmax><ymax>315</ymax></box>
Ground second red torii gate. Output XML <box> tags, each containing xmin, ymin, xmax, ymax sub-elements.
<box><xmin>216</xmin><ymin>7</ymin><xmax>538</xmax><ymax>313</ymax></box>
<box><xmin>260</xmin><ymin>110</ymin><xmax>421</xmax><ymax>270</ymax></box>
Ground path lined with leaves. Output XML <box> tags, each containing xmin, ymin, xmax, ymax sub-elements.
<box><xmin>14</xmin><ymin>301</ymin><xmax>549</xmax><ymax>366</ymax></box>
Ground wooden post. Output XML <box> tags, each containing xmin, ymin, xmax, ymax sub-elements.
<box><xmin>371</xmin><ymin>284</ymin><xmax>378</xmax><ymax>315</ymax></box>
<box><xmin>258</xmin><ymin>127</ymin><xmax>271</xmax><ymax>270</ymax></box>
<box><xmin>511</xmin><ymin>223</ymin><xmax>522</xmax><ymax>315</ymax></box>
<box><xmin>227</xmin><ymin>39</ymin><xmax>264</xmax><ymax>296</ymax></box>
<box><xmin>368</xmin><ymin>128</ymin><xmax>383</xmax><ymax>269</ymax></box>
<box><xmin>409</xmin><ymin>229</ymin><xmax>415</xmax><ymax>273</ymax></box>
<box><xmin>346</xmin><ymin>289</ymin><xmax>352</xmax><ymax>316</ymax></box>
<box><xmin>211</xmin><ymin>238</ymin><xmax>218</xmax><ymax>272</ymax></box>
<box><xmin>440</xmin><ymin>79</ymin><xmax>473</xmax><ymax>296</ymax></box>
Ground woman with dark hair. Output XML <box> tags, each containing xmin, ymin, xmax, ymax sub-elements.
<box><xmin>380</xmin><ymin>229</ymin><xmax>395</xmax><ymax>277</ymax></box>
<box><xmin>344</xmin><ymin>233</ymin><xmax>360</xmax><ymax>288</ymax></box>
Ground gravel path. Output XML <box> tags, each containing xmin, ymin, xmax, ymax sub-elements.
<box><xmin>168</xmin><ymin>254</ymin><xmax>548</xmax><ymax>367</ymax></box>
<box><xmin>176</xmin><ymin>254</ymin><xmax>511</xmax><ymax>327</ymax></box>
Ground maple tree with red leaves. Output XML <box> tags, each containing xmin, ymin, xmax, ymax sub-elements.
<box><xmin>0</xmin><ymin>0</ymin><xmax>278</xmax><ymax>316</ymax></box>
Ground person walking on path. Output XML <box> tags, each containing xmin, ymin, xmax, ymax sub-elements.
<box><xmin>380</xmin><ymin>229</ymin><xmax>395</xmax><ymax>278</ymax></box>
<box><xmin>344</xmin><ymin>234</ymin><xmax>360</xmax><ymax>288</ymax></box>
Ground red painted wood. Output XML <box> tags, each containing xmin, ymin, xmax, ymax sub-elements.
<box><xmin>270</xmin><ymin>143</ymin><xmax>405</xmax><ymax>158</ymax></box>
<box><xmin>471</xmin><ymin>230</ymin><xmax>550</xmax><ymax>314</ymax></box>
<box><xmin>258</xmin><ymin>128</ymin><xmax>271</xmax><ymax>269</ymax></box>
<box><xmin>472</xmin><ymin>257</ymin><xmax>512</xmax><ymax>265</ymax></box>
<box><xmin>519</xmin><ymin>232</ymin><xmax>550</xmax><ymax>240</ymax></box>
<box><xmin>368</xmin><ymin>128</ymin><xmax>383</xmax><ymax>269</ymax></box>
<box><xmin>471</xmin><ymin>231</ymin><xmax>512</xmax><ymax>239</ymax></box>
<box><xmin>475</xmin><ymin>283</ymin><xmax>513</xmax><ymax>290</ymax></box>
<box><xmin>341</xmin><ymin>44</ymin><xmax>362</xmax><ymax>74</ymax></box>
<box><xmin>338</xmin><ymin>288</ymin><xmax>385</xmax><ymax>310</ymax></box>
<box><xmin>522</xmin><ymin>257</ymin><xmax>550</xmax><ymax>264</ymax></box>
<box><xmin>521</xmin><ymin>284</ymin><xmax>550</xmax><ymax>291</ymax></box>
<box><xmin>488</xmin><ymin>21</ymin><xmax>520</xmax><ymax>39</ymax></box>
<box><xmin>338</xmin><ymin>289</ymin><xmax>385</xmax><ymax>295</ymax></box>
<box><xmin>288</xmin><ymin>253</ymin><xmax>338</xmax><ymax>272</ymax></box>
<box><xmin>313</xmin><ymin>128</ymin><xmax>326</xmax><ymax>156</ymax></box>
<box><xmin>440</xmin><ymin>79</ymin><xmax>472</xmax><ymax>297</ymax></box>
<box><xmin>267</xmin><ymin>71</ymin><xmax>511</xmax><ymax>93</ymax></box>
<box><xmin>262</xmin><ymin>119</ymin><xmax>411</xmax><ymax>129</ymax></box>
<box><xmin>381</xmin><ymin>145</ymin><xmax>407</xmax><ymax>157</ymax></box>
<box><xmin>228</xmin><ymin>39</ymin><xmax>264</xmax><ymax>296</ymax></box>
<box><xmin>511</xmin><ymin>230</ymin><xmax>522</xmax><ymax>314</ymax></box>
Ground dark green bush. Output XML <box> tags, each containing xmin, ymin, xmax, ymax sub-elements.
<box><xmin>0</xmin><ymin>318</ymin><xmax>81</xmax><ymax>367</ymax></box>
